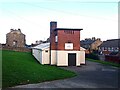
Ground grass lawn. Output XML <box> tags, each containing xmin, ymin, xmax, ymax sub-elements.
<box><xmin>86</xmin><ymin>58</ymin><xmax>120</xmax><ymax>67</ymax></box>
<box><xmin>2</xmin><ymin>50</ymin><xmax>76</xmax><ymax>88</ymax></box>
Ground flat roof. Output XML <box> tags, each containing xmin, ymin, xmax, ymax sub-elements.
<box><xmin>54</xmin><ymin>28</ymin><xmax>83</xmax><ymax>31</ymax></box>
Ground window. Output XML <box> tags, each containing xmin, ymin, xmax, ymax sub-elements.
<box><xmin>116</xmin><ymin>47</ymin><xmax>119</xmax><ymax>50</ymax></box>
<box><xmin>108</xmin><ymin>47</ymin><xmax>110</xmax><ymax>51</ymax></box>
<box><xmin>55</xmin><ymin>36</ymin><xmax>58</xmax><ymax>42</ymax></box>
<box><xmin>45</xmin><ymin>50</ymin><xmax>48</xmax><ymax>53</ymax></box>
<box><xmin>115</xmin><ymin>47</ymin><xmax>119</xmax><ymax>52</ymax></box>
<box><xmin>111</xmin><ymin>47</ymin><xmax>114</xmax><ymax>51</ymax></box>
<box><xmin>102</xmin><ymin>47</ymin><xmax>104</xmax><ymax>51</ymax></box>
<box><xmin>13</xmin><ymin>40</ymin><xmax>17</xmax><ymax>47</ymax></box>
<box><xmin>105</xmin><ymin>47</ymin><xmax>107</xmax><ymax>50</ymax></box>
<box><xmin>13</xmin><ymin>41</ymin><xmax>16</xmax><ymax>46</ymax></box>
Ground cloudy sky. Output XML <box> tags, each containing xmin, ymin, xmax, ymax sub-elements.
<box><xmin>0</xmin><ymin>0</ymin><xmax>118</xmax><ymax>44</ymax></box>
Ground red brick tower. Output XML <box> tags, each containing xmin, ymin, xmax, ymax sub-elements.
<box><xmin>50</xmin><ymin>21</ymin><xmax>57</xmax><ymax>50</ymax></box>
<box><xmin>50</xmin><ymin>21</ymin><xmax>83</xmax><ymax>66</ymax></box>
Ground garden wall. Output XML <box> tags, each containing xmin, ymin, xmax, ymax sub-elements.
<box><xmin>1</xmin><ymin>46</ymin><xmax>31</xmax><ymax>52</ymax></box>
<box><xmin>105</xmin><ymin>55</ymin><xmax>120</xmax><ymax>64</ymax></box>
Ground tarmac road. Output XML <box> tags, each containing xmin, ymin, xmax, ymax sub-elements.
<box><xmin>12</xmin><ymin>60</ymin><xmax>119</xmax><ymax>88</ymax></box>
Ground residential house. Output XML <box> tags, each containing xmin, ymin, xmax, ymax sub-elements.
<box><xmin>80</xmin><ymin>37</ymin><xmax>102</xmax><ymax>53</ymax></box>
<box><xmin>99</xmin><ymin>39</ymin><xmax>119</xmax><ymax>55</ymax></box>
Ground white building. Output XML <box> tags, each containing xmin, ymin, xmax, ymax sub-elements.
<box><xmin>32</xmin><ymin>43</ymin><xmax>50</xmax><ymax>64</ymax></box>
<box><xmin>32</xmin><ymin>42</ymin><xmax>85</xmax><ymax>66</ymax></box>
<box><xmin>32</xmin><ymin>21</ymin><xmax>86</xmax><ymax>66</ymax></box>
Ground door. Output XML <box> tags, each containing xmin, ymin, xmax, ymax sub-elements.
<box><xmin>68</xmin><ymin>53</ymin><xmax>76</xmax><ymax>66</ymax></box>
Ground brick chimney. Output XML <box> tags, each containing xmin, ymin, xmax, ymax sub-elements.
<box><xmin>50</xmin><ymin>21</ymin><xmax>57</xmax><ymax>35</ymax></box>
<box><xmin>50</xmin><ymin>21</ymin><xmax>57</xmax><ymax>64</ymax></box>
<box><xmin>50</xmin><ymin>21</ymin><xmax>57</xmax><ymax>45</ymax></box>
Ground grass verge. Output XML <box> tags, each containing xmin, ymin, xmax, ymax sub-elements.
<box><xmin>2</xmin><ymin>50</ymin><xmax>76</xmax><ymax>88</ymax></box>
<box><xmin>86</xmin><ymin>58</ymin><xmax>120</xmax><ymax>67</ymax></box>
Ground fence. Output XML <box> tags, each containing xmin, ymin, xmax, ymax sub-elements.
<box><xmin>105</xmin><ymin>55</ymin><xmax>120</xmax><ymax>64</ymax></box>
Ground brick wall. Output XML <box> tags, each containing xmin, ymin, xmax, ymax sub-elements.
<box><xmin>57</xmin><ymin>30</ymin><xmax>80</xmax><ymax>50</ymax></box>
<box><xmin>51</xmin><ymin>30</ymin><xmax>80</xmax><ymax>51</ymax></box>
<box><xmin>105</xmin><ymin>55</ymin><xmax>120</xmax><ymax>64</ymax></box>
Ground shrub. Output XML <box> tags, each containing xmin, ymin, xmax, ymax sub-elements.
<box><xmin>86</xmin><ymin>53</ymin><xmax>99</xmax><ymax>60</ymax></box>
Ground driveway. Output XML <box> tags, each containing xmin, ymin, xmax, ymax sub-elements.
<box><xmin>12</xmin><ymin>60</ymin><xmax>119</xmax><ymax>88</ymax></box>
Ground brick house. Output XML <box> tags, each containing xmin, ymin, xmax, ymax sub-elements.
<box><xmin>99</xmin><ymin>39</ymin><xmax>119</xmax><ymax>55</ymax></box>
<box><xmin>98</xmin><ymin>39</ymin><xmax>120</xmax><ymax>63</ymax></box>
<box><xmin>6</xmin><ymin>29</ymin><xmax>26</xmax><ymax>47</ymax></box>
<box><xmin>32</xmin><ymin>21</ymin><xmax>85</xmax><ymax>66</ymax></box>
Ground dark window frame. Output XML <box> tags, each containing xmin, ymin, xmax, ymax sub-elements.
<box><xmin>45</xmin><ymin>50</ymin><xmax>48</xmax><ymax>53</ymax></box>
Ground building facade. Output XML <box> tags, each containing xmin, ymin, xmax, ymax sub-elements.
<box><xmin>91</xmin><ymin>39</ymin><xmax>103</xmax><ymax>51</ymax></box>
<box><xmin>6</xmin><ymin>29</ymin><xmax>26</xmax><ymax>47</ymax></box>
<box><xmin>32</xmin><ymin>21</ymin><xmax>85</xmax><ymax>66</ymax></box>
<box><xmin>99</xmin><ymin>39</ymin><xmax>119</xmax><ymax>55</ymax></box>
<box><xmin>32</xmin><ymin>43</ymin><xmax>50</xmax><ymax>64</ymax></box>
<box><xmin>50</xmin><ymin>21</ymin><xmax>83</xmax><ymax>66</ymax></box>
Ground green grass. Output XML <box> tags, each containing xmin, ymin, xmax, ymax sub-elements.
<box><xmin>86</xmin><ymin>58</ymin><xmax>120</xmax><ymax>67</ymax></box>
<box><xmin>2</xmin><ymin>50</ymin><xmax>76</xmax><ymax>88</ymax></box>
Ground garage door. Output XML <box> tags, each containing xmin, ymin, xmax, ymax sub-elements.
<box><xmin>68</xmin><ymin>53</ymin><xmax>76</xmax><ymax>66</ymax></box>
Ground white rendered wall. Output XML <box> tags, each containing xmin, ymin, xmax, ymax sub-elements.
<box><xmin>42</xmin><ymin>48</ymin><xmax>50</xmax><ymax>64</ymax></box>
<box><xmin>80</xmin><ymin>51</ymin><xmax>85</xmax><ymax>64</ymax></box>
<box><xmin>32</xmin><ymin>48</ymin><xmax>85</xmax><ymax>66</ymax></box>
<box><xmin>32</xmin><ymin>49</ymin><xmax>42</xmax><ymax>64</ymax></box>
<box><xmin>56</xmin><ymin>51</ymin><xmax>81</xmax><ymax>66</ymax></box>
<box><xmin>51</xmin><ymin>50</ymin><xmax>57</xmax><ymax>65</ymax></box>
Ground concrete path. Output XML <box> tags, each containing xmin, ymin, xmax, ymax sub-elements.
<box><xmin>12</xmin><ymin>60</ymin><xmax>119</xmax><ymax>88</ymax></box>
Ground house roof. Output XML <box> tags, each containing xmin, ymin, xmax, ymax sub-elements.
<box><xmin>80</xmin><ymin>47</ymin><xmax>86</xmax><ymax>51</ymax></box>
<box><xmin>32</xmin><ymin>43</ymin><xmax>50</xmax><ymax>50</ymax></box>
<box><xmin>99</xmin><ymin>39</ymin><xmax>120</xmax><ymax>47</ymax></box>
<box><xmin>80</xmin><ymin>39</ymin><xmax>95</xmax><ymax>46</ymax></box>
<box><xmin>32</xmin><ymin>42</ymin><xmax>85</xmax><ymax>51</ymax></box>
<box><xmin>54</xmin><ymin>28</ymin><xmax>83</xmax><ymax>31</ymax></box>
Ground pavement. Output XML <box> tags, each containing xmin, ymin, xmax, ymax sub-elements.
<box><xmin>11</xmin><ymin>60</ymin><xmax>119</xmax><ymax>88</ymax></box>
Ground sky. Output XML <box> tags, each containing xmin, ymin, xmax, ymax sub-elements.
<box><xmin>0</xmin><ymin>0</ymin><xmax>119</xmax><ymax>45</ymax></box>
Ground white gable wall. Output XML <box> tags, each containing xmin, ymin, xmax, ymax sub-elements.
<box><xmin>42</xmin><ymin>48</ymin><xmax>50</xmax><ymax>64</ymax></box>
<box><xmin>80</xmin><ymin>47</ymin><xmax>86</xmax><ymax>64</ymax></box>
<box><xmin>32</xmin><ymin>49</ymin><xmax>42</xmax><ymax>64</ymax></box>
<box><xmin>51</xmin><ymin>50</ymin><xmax>57</xmax><ymax>65</ymax></box>
<box><xmin>80</xmin><ymin>51</ymin><xmax>85</xmax><ymax>64</ymax></box>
